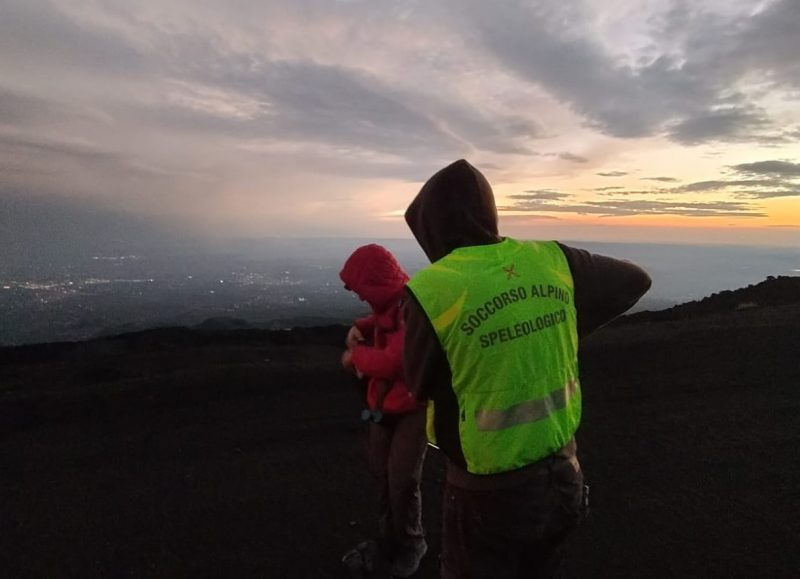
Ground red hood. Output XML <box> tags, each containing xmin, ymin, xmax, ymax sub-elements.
<box><xmin>340</xmin><ymin>244</ymin><xmax>409</xmax><ymax>313</ymax></box>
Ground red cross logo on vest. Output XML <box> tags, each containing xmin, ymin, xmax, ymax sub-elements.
<box><xmin>503</xmin><ymin>264</ymin><xmax>520</xmax><ymax>279</ymax></box>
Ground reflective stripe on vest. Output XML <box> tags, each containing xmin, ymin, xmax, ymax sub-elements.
<box><xmin>407</xmin><ymin>239</ymin><xmax>581</xmax><ymax>474</ymax></box>
<box><xmin>475</xmin><ymin>378</ymin><xmax>579</xmax><ymax>431</ymax></box>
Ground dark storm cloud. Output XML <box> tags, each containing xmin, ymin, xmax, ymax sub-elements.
<box><xmin>557</xmin><ymin>153</ymin><xmax>589</xmax><ymax>163</ymax></box>
<box><xmin>194</xmin><ymin>58</ymin><xmax>540</xmax><ymax>157</ymax></box>
<box><xmin>502</xmin><ymin>214</ymin><xmax>561</xmax><ymax>222</ymax></box>
<box><xmin>227</xmin><ymin>63</ymin><xmax>448</xmax><ymax>149</ymax></box>
<box><xmin>595</xmin><ymin>190</ymin><xmax>656</xmax><ymax>197</ymax></box>
<box><xmin>511</xmin><ymin>190</ymin><xmax>571</xmax><ymax>201</ymax></box>
<box><xmin>0</xmin><ymin>0</ymin><xmax>146</xmax><ymax>75</ymax></box>
<box><xmin>429</xmin><ymin>107</ymin><xmax>541</xmax><ymax>155</ymax></box>
<box><xmin>649</xmin><ymin>0</ymin><xmax>800</xmax><ymax>140</ymax></box>
<box><xmin>0</xmin><ymin>89</ymin><xmax>63</xmax><ymax>126</ymax></box>
<box><xmin>119</xmin><ymin>60</ymin><xmax>464</xmax><ymax>158</ymax></box>
<box><xmin>0</xmin><ymin>133</ymin><xmax>120</xmax><ymax>164</ymax></box>
<box><xmin>667</xmin><ymin>107</ymin><xmax>773</xmax><ymax>144</ymax></box>
<box><xmin>732</xmin><ymin>187</ymin><xmax>800</xmax><ymax>199</ymax></box>
<box><xmin>453</xmin><ymin>0</ymin><xmax>680</xmax><ymax>138</ymax></box>
<box><xmin>0</xmin><ymin>131</ymin><xmax>199</xmax><ymax>193</ymax></box>
<box><xmin>99</xmin><ymin>10</ymin><xmax>544</xmax><ymax>159</ymax></box>
<box><xmin>580</xmin><ymin>199</ymin><xmax>766</xmax><ymax>218</ymax></box>
<box><xmin>578</xmin><ymin>169</ymin><xmax>800</xmax><ymax>200</ymax></box>
<box><xmin>731</xmin><ymin>160</ymin><xmax>800</xmax><ymax>178</ymax></box>
<box><xmin>0</xmin><ymin>0</ymin><xmax>543</xmax><ymax>187</ymax></box>
<box><xmin>675</xmin><ymin>180</ymin><xmax>778</xmax><ymax>193</ymax></box>
<box><xmin>502</xmin><ymin>194</ymin><xmax>765</xmax><ymax>218</ymax></box>
<box><xmin>667</xmin><ymin>161</ymin><xmax>800</xmax><ymax>198</ymax></box>
<box><xmin>730</xmin><ymin>0</ymin><xmax>800</xmax><ymax>89</ymax></box>
<box><xmin>529</xmin><ymin>151</ymin><xmax>589</xmax><ymax>163</ymax></box>
<box><xmin>455</xmin><ymin>0</ymin><xmax>800</xmax><ymax>143</ymax></box>
<box><xmin>97</xmin><ymin>17</ymin><xmax>472</xmax><ymax>159</ymax></box>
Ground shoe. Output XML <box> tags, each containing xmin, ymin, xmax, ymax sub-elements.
<box><xmin>342</xmin><ymin>540</ymin><xmax>393</xmax><ymax>578</ymax></box>
<box><xmin>342</xmin><ymin>545</ymin><xmax>365</xmax><ymax>575</ymax></box>
<box><xmin>391</xmin><ymin>540</ymin><xmax>428</xmax><ymax>578</ymax></box>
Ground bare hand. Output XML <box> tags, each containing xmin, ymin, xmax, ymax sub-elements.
<box><xmin>345</xmin><ymin>325</ymin><xmax>365</xmax><ymax>349</ymax></box>
<box><xmin>341</xmin><ymin>349</ymin><xmax>354</xmax><ymax>372</ymax></box>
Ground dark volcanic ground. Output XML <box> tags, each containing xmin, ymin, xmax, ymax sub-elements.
<box><xmin>2</xmin><ymin>284</ymin><xmax>800</xmax><ymax>578</ymax></box>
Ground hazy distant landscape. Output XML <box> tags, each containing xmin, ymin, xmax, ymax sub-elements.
<box><xmin>2</xmin><ymin>238</ymin><xmax>798</xmax><ymax>346</ymax></box>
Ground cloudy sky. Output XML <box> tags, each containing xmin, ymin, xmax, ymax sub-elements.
<box><xmin>2</xmin><ymin>0</ymin><xmax>799</xmax><ymax>246</ymax></box>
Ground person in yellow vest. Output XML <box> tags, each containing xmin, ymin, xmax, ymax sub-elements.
<box><xmin>403</xmin><ymin>160</ymin><xmax>651</xmax><ymax>578</ymax></box>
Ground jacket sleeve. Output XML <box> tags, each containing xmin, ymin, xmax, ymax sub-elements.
<box><xmin>558</xmin><ymin>243</ymin><xmax>652</xmax><ymax>339</ymax></box>
<box><xmin>354</xmin><ymin>314</ymin><xmax>376</xmax><ymax>336</ymax></box>
<box><xmin>351</xmin><ymin>327</ymin><xmax>404</xmax><ymax>380</ymax></box>
<box><xmin>403</xmin><ymin>290</ymin><xmax>452</xmax><ymax>401</ymax></box>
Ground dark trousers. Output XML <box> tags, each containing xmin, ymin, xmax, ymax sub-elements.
<box><xmin>441</xmin><ymin>456</ymin><xmax>584</xmax><ymax>579</ymax></box>
<box><xmin>366</xmin><ymin>409</ymin><xmax>428</xmax><ymax>560</ymax></box>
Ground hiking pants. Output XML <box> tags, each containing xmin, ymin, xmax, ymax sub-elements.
<box><xmin>366</xmin><ymin>409</ymin><xmax>428</xmax><ymax>560</ymax></box>
<box><xmin>441</xmin><ymin>455</ymin><xmax>584</xmax><ymax>579</ymax></box>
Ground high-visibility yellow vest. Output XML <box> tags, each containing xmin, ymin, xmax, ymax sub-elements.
<box><xmin>407</xmin><ymin>238</ymin><xmax>581</xmax><ymax>474</ymax></box>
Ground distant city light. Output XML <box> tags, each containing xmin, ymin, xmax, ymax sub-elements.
<box><xmin>9</xmin><ymin>241</ymin><xmax>793</xmax><ymax>347</ymax></box>
<box><xmin>91</xmin><ymin>255</ymin><xmax>142</xmax><ymax>261</ymax></box>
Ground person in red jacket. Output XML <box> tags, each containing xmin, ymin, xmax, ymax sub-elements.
<box><xmin>339</xmin><ymin>244</ymin><xmax>428</xmax><ymax>578</ymax></box>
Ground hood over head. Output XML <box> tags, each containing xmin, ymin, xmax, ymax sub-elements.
<box><xmin>405</xmin><ymin>159</ymin><xmax>501</xmax><ymax>262</ymax></box>
<box><xmin>339</xmin><ymin>244</ymin><xmax>410</xmax><ymax>313</ymax></box>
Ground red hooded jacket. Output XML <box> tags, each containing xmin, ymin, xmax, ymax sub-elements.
<box><xmin>340</xmin><ymin>244</ymin><xmax>422</xmax><ymax>415</ymax></box>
